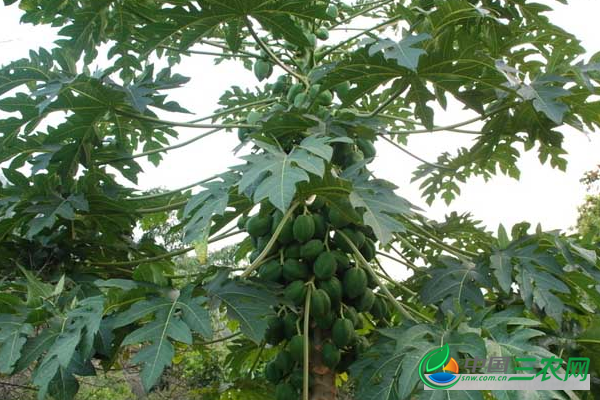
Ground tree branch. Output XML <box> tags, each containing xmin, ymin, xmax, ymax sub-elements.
<box><xmin>114</xmin><ymin>108</ymin><xmax>256</xmax><ymax>130</ymax></box>
<box><xmin>159</xmin><ymin>45</ymin><xmax>257</xmax><ymax>59</ymax></box>
<box><xmin>126</xmin><ymin>175</ymin><xmax>220</xmax><ymax>201</ymax></box>
<box><xmin>91</xmin><ymin>230</ymin><xmax>243</xmax><ymax>267</ymax></box>
<box><xmin>317</xmin><ymin>14</ymin><xmax>405</xmax><ymax>61</ymax></box>
<box><xmin>337</xmin><ymin>230</ymin><xmax>417</xmax><ymax>322</ymax></box>
<box><xmin>244</xmin><ymin>18</ymin><xmax>310</xmax><ymax>87</ymax></box>
<box><xmin>97</xmin><ymin>127</ymin><xmax>222</xmax><ymax>165</ymax></box>
<box><xmin>379</xmin><ymin>135</ymin><xmax>455</xmax><ymax>170</ymax></box>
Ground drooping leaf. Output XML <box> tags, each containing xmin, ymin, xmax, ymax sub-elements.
<box><xmin>345</xmin><ymin>170</ymin><xmax>414</xmax><ymax>245</ymax></box>
<box><xmin>204</xmin><ymin>270</ymin><xmax>278</xmax><ymax>344</ymax></box>
<box><xmin>0</xmin><ymin>314</ymin><xmax>33</xmax><ymax>374</ymax></box>
<box><xmin>110</xmin><ymin>287</ymin><xmax>211</xmax><ymax>391</ymax></box>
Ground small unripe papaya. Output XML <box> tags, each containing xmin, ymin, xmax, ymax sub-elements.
<box><xmin>313</xmin><ymin>251</ymin><xmax>337</xmax><ymax>280</ymax></box>
<box><xmin>275</xmin><ymin>382</ymin><xmax>297</xmax><ymax>400</ymax></box>
<box><xmin>246</xmin><ymin>214</ymin><xmax>272</xmax><ymax>237</ymax></box>
<box><xmin>288</xmin><ymin>335</ymin><xmax>305</xmax><ymax>363</ymax></box>
<box><xmin>355</xmin><ymin>289</ymin><xmax>375</xmax><ymax>312</ymax></box>
<box><xmin>283</xmin><ymin>259</ymin><xmax>309</xmax><ymax>281</ymax></box>
<box><xmin>315</xmin><ymin>27</ymin><xmax>329</xmax><ymax>41</ymax></box>
<box><xmin>284</xmin><ymin>280</ymin><xmax>307</xmax><ymax>305</ymax></box>
<box><xmin>265</xmin><ymin>361</ymin><xmax>283</xmax><ymax>384</ymax></box>
<box><xmin>284</xmin><ymin>243</ymin><xmax>301</xmax><ymax>259</ymax></box>
<box><xmin>274</xmin><ymin>350</ymin><xmax>295</xmax><ymax>375</ymax></box>
<box><xmin>322</xmin><ymin>342</ymin><xmax>341</xmax><ymax>369</ymax></box>
<box><xmin>300</xmin><ymin>239</ymin><xmax>324</xmax><ymax>260</ymax></box>
<box><xmin>310</xmin><ymin>289</ymin><xmax>331</xmax><ymax>318</ymax></box>
<box><xmin>258</xmin><ymin>259</ymin><xmax>282</xmax><ymax>282</ymax></box>
<box><xmin>332</xmin><ymin>318</ymin><xmax>354</xmax><ymax>348</ymax></box>
<box><xmin>343</xmin><ymin>267</ymin><xmax>368</xmax><ymax>299</ymax></box>
<box><xmin>293</xmin><ymin>215</ymin><xmax>315</xmax><ymax>242</ymax></box>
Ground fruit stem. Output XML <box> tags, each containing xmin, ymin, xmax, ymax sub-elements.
<box><xmin>241</xmin><ymin>202</ymin><xmax>300</xmax><ymax>278</ymax></box>
<box><xmin>245</xmin><ymin>17</ymin><xmax>311</xmax><ymax>88</ymax></box>
<box><xmin>336</xmin><ymin>230</ymin><xmax>417</xmax><ymax>322</ymax></box>
<box><xmin>303</xmin><ymin>285</ymin><xmax>313</xmax><ymax>400</ymax></box>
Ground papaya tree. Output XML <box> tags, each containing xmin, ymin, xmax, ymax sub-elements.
<box><xmin>0</xmin><ymin>1</ymin><xmax>599</xmax><ymax>400</ymax></box>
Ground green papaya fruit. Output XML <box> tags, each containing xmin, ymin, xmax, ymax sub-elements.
<box><xmin>317</xmin><ymin>276</ymin><xmax>343</xmax><ymax>309</ymax></box>
<box><xmin>258</xmin><ymin>259</ymin><xmax>282</xmax><ymax>282</ymax></box>
<box><xmin>360</xmin><ymin>238</ymin><xmax>376</xmax><ymax>262</ymax></box>
<box><xmin>357</xmin><ymin>138</ymin><xmax>376</xmax><ymax>159</ymax></box>
<box><xmin>371</xmin><ymin>297</ymin><xmax>389</xmax><ymax>320</ymax></box>
<box><xmin>322</xmin><ymin>342</ymin><xmax>341</xmax><ymax>369</ymax></box>
<box><xmin>293</xmin><ymin>215</ymin><xmax>315</xmax><ymax>242</ymax></box>
<box><xmin>317</xmin><ymin>90</ymin><xmax>333</xmax><ymax>106</ymax></box>
<box><xmin>343</xmin><ymin>306</ymin><xmax>360</xmax><ymax>329</ymax></box>
<box><xmin>287</xmin><ymin>83</ymin><xmax>304</xmax><ymax>103</ymax></box>
<box><xmin>331</xmin><ymin>142</ymin><xmax>354</xmax><ymax>166</ymax></box>
<box><xmin>308</xmin><ymin>84</ymin><xmax>321</xmax><ymax>98</ymax></box>
<box><xmin>265</xmin><ymin>361</ymin><xmax>283</xmax><ymax>384</ymax></box>
<box><xmin>246</xmin><ymin>214</ymin><xmax>272</xmax><ymax>237</ymax></box>
<box><xmin>343</xmin><ymin>267</ymin><xmax>368</xmax><ymax>299</ymax></box>
<box><xmin>344</xmin><ymin>149</ymin><xmax>364</xmax><ymax>167</ymax></box>
<box><xmin>315</xmin><ymin>27</ymin><xmax>329</xmax><ymax>41</ymax></box>
<box><xmin>331</xmin><ymin>250</ymin><xmax>350</xmax><ymax>270</ymax></box>
<box><xmin>283</xmin><ymin>259</ymin><xmax>309</xmax><ymax>281</ymax></box>
<box><xmin>254</xmin><ymin>59</ymin><xmax>273</xmax><ymax>81</ymax></box>
<box><xmin>310</xmin><ymin>289</ymin><xmax>331</xmax><ymax>318</ymax></box>
<box><xmin>249</xmin><ymin>249</ymin><xmax>260</xmax><ymax>263</ymax></box>
<box><xmin>275</xmin><ymin>382</ymin><xmax>297</xmax><ymax>400</ymax></box>
<box><xmin>355</xmin><ymin>289</ymin><xmax>375</xmax><ymax>312</ymax></box>
<box><xmin>284</xmin><ymin>280</ymin><xmax>307</xmax><ymax>305</ymax></box>
<box><xmin>313</xmin><ymin>252</ymin><xmax>337</xmax><ymax>280</ymax></box>
<box><xmin>300</xmin><ymin>239</ymin><xmax>324</xmax><ymax>260</ymax></box>
<box><xmin>273</xmin><ymin>212</ymin><xmax>294</xmax><ymax>244</ymax></box>
<box><xmin>326</xmin><ymin>4</ymin><xmax>339</xmax><ymax>18</ymax></box>
<box><xmin>274</xmin><ymin>350</ymin><xmax>295</xmax><ymax>375</ymax></box>
<box><xmin>312</xmin><ymin>214</ymin><xmax>327</xmax><ymax>239</ymax></box>
<box><xmin>294</xmin><ymin>92</ymin><xmax>308</xmax><ymax>108</ymax></box>
<box><xmin>334</xmin><ymin>228</ymin><xmax>364</xmax><ymax>253</ymax></box>
<box><xmin>288</xmin><ymin>335</ymin><xmax>305</xmax><ymax>363</ymax></box>
<box><xmin>265</xmin><ymin>316</ymin><xmax>285</xmax><ymax>345</ymax></box>
<box><xmin>283</xmin><ymin>313</ymin><xmax>298</xmax><ymax>339</ymax></box>
<box><xmin>284</xmin><ymin>243</ymin><xmax>301</xmax><ymax>259</ymax></box>
<box><xmin>314</xmin><ymin>311</ymin><xmax>335</xmax><ymax>329</ymax></box>
<box><xmin>331</xmin><ymin>318</ymin><xmax>354</xmax><ymax>348</ymax></box>
<box><xmin>237</xmin><ymin>215</ymin><xmax>248</xmax><ymax>230</ymax></box>
<box><xmin>306</xmin><ymin>33</ymin><xmax>317</xmax><ymax>47</ymax></box>
<box><xmin>289</xmin><ymin>369</ymin><xmax>306</xmax><ymax>390</ymax></box>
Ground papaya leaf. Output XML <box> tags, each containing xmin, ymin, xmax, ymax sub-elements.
<box><xmin>205</xmin><ymin>270</ymin><xmax>278</xmax><ymax>344</ymax></box>
<box><xmin>110</xmin><ymin>286</ymin><xmax>212</xmax><ymax>392</ymax></box>
<box><xmin>345</xmin><ymin>170</ymin><xmax>414</xmax><ymax>245</ymax></box>
<box><xmin>0</xmin><ymin>314</ymin><xmax>33</xmax><ymax>374</ymax></box>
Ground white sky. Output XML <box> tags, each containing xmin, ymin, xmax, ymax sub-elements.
<box><xmin>1</xmin><ymin>1</ymin><xmax>599</xmax><ymax>241</ymax></box>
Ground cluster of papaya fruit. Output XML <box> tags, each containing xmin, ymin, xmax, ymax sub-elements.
<box><xmin>238</xmin><ymin>193</ymin><xmax>390</xmax><ymax>399</ymax></box>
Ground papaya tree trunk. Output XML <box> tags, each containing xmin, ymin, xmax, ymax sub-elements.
<box><xmin>310</xmin><ymin>328</ymin><xmax>337</xmax><ymax>400</ymax></box>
